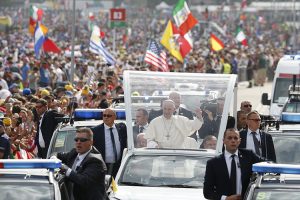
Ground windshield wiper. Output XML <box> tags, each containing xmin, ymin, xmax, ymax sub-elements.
<box><xmin>120</xmin><ymin>181</ymin><xmax>147</xmax><ymax>186</ymax></box>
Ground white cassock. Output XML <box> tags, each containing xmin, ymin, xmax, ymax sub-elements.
<box><xmin>145</xmin><ymin>115</ymin><xmax>203</xmax><ymax>149</ymax></box>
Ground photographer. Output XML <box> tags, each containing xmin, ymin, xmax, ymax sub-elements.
<box><xmin>198</xmin><ymin>102</ymin><xmax>218</xmax><ymax>139</ymax></box>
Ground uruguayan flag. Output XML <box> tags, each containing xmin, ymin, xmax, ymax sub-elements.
<box><xmin>34</xmin><ymin>22</ymin><xmax>45</xmax><ymax>58</ymax></box>
<box><xmin>89</xmin><ymin>25</ymin><xmax>116</xmax><ymax>65</ymax></box>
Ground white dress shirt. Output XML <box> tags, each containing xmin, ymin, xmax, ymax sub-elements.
<box><xmin>246</xmin><ymin>129</ymin><xmax>261</xmax><ymax>154</ymax></box>
<box><xmin>38</xmin><ymin>112</ymin><xmax>46</xmax><ymax>148</ymax></box>
<box><xmin>66</xmin><ymin>148</ymin><xmax>92</xmax><ymax>176</ymax></box>
<box><xmin>104</xmin><ymin>124</ymin><xmax>121</xmax><ymax>163</ymax></box>
<box><xmin>221</xmin><ymin>150</ymin><xmax>242</xmax><ymax>200</ymax></box>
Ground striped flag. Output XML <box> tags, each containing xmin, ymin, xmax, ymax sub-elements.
<box><xmin>34</xmin><ymin>22</ymin><xmax>45</xmax><ymax>58</ymax></box>
<box><xmin>144</xmin><ymin>40</ymin><xmax>169</xmax><ymax>72</ymax></box>
<box><xmin>89</xmin><ymin>25</ymin><xmax>115</xmax><ymax>65</ymax></box>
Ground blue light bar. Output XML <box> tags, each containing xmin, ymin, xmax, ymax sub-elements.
<box><xmin>281</xmin><ymin>113</ymin><xmax>300</xmax><ymax>122</ymax></box>
<box><xmin>74</xmin><ymin>109</ymin><xmax>126</xmax><ymax>120</ymax></box>
<box><xmin>0</xmin><ymin>159</ymin><xmax>61</xmax><ymax>170</ymax></box>
<box><xmin>253</xmin><ymin>162</ymin><xmax>300</xmax><ymax>174</ymax></box>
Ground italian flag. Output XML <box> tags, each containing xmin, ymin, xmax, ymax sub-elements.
<box><xmin>173</xmin><ymin>0</ymin><xmax>198</xmax><ymax>36</ymax></box>
<box><xmin>161</xmin><ymin>20</ymin><xmax>191</xmax><ymax>63</ymax></box>
<box><xmin>28</xmin><ymin>5</ymin><xmax>43</xmax><ymax>35</ymax></box>
<box><xmin>236</xmin><ymin>27</ymin><xmax>247</xmax><ymax>46</ymax></box>
<box><xmin>210</xmin><ymin>33</ymin><xmax>224</xmax><ymax>52</ymax></box>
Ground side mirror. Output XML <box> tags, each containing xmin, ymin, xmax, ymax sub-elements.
<box><xmin>105</xmin><ymin>174</ymin><xmax>112</xmax><ymax>191</ymax></box>
<box><xmin>261</xmin><ymin>93</ymin><xmax>270</xmax><ymax>105</ymax></box>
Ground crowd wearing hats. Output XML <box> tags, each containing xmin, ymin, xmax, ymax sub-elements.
<box><xmin>0</xmin><ymin>4</ymin><xmax>296</xmax><ymax>159</ymax></box>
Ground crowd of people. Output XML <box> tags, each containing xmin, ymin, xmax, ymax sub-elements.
<box><xmin>0</xmin><ymin>3</ymin><xmax>290</xmax><ymax>159</ymax></box>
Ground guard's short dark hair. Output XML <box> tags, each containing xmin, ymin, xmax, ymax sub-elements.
<box><xmin>223</xmin><ymin>128</ymin><xmax>239</xmax><ymax>139</ymax></box>
<box><xmin>137</xmin><ymin>108</ymin><xmax>149</xmax><ymax>117</ymax></box>
<box><xmin>76</xmin><ymin>127</ymin><xmax>93</xmax><ymax>140</ymax></box>
<box><xmin>36</xmin><ymin>98</ymin><xmax>48</xmax><ymax>106</ymax></box>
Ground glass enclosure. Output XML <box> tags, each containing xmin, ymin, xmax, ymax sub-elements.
<box><xmin>119</xmin><ymin>155</ymin><xmax>210</xmax><ymax>188</ymax></box>
<box><xmin>123</xmin><ymin>71</ymin><xmax>237</xmax><ymax>152</ymax></box>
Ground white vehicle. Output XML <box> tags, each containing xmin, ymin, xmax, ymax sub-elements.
<box><xmin>262</xmin><ymin>55</ymin><xmax>300</xmax><ymax>118</ymax></box>
<box><xmin>244</xmin><ymin>162</ymin><xmax>300</xmax><ymax>200</ymax></box>
<box><xmin>107</xmin><ymin>71</ymin><xmax>237</xmax><ymax>200</ymax></box>
<box><xmin>0</xmin><ymin>159</ymin><xmax>67</xmax><ymax>200</ymax></box>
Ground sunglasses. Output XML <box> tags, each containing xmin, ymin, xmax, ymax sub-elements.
<box><xmin>74</xmin><ymin>137</ymin><xmax>90</xmax><ymax>142</ymax></box>
<box><xmin>249</xmin><ymin>118</ymin><xmax>261</xmax><ymax>122</ymax></box>
<box><xmin>103</xmin><ymin>114</ymin><xmax>113</xmax><ymax>118</ymax></box>
<box><xmin>243</xmin><ymin>105</ymin><xmax>252</xmax><ymax>108</ymax></box>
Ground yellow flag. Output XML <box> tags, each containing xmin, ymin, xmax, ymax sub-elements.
<box><xmin>111</xmin><ymin>177</ymin><xmax>118</xmax><ymax>193</ymax></box>
<box><xmin>160</xmin><ymin>20</ymin><xmax>183</xmax><ymax>63</ymax></box>
<box><xmin>210</xmin><ymin>33</ymin><xmax>224</xmax><ymax>52</ymax></box>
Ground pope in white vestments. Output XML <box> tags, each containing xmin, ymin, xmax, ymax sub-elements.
<box><xmin>145</xmin><ymin>99</ymin><xmax>203</xmax><ymax>149</ymax></box>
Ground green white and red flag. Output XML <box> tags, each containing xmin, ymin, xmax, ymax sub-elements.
<box><xmin>173</xmin><ymin>0</ymin><xmax>198</xmax><ymax>36</ymax></box>
<box><xmin>235</xmin><ymin>27</ymin><xmax>247</xmax><ymax>46</ymax></box>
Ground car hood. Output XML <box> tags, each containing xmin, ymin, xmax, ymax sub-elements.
<box><xmin>110</xmin><ymin>186</ymin><xmax>206</xmax><ymax>200</ymax></box>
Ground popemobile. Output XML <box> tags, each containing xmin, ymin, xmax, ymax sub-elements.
<box><xmin>108</xmin><ymin>71</ymin><xmax>238</xmax><ymax>200</ymax></box>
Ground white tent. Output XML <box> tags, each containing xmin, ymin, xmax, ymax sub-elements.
<box><xmin>155</xmin><ymin>2</ymin><xmax>172</xmax><ymax>10</ymax></box>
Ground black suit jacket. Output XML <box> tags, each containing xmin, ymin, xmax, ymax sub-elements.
<box><xmin>91</xmin><ymin>122</ymin><xmax>127</xmax><ymax>177</ymax></box>
<box><xmin>148</xmin><ymin>107</ymin><xmax>194</xmax><ymax>122</ymax></box>
<box><xmin>133</xmin><ymin>125</ymin><xmax>139</xmax><ymax>146</ymax></box>
<box><xmin>57</xmin><ymin>147</ymin><xmax>107</xmax><ymax>200</ymax></box>
<box><xmin>35</xmin><ymin>109</ymin><xmax>64</xmax><ymax>158</ymax></box>
<box><xmin>239</xmin><ymin>130</ymin><xmax>276</xmax><ymax>162</ymax></box>
<box><xmin>203</xmin><ymin>149</ymin><xmax>261</xmax><ymax>200</ymax></box>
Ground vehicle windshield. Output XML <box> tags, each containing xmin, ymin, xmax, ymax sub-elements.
<box><xmin>282</xmin><ymin>102</ymin><xmax>300</xmax><ymax>113</ymax></box>
<box><xmin>0</xmin><ymin>180</ymin><xmax>54</xmax><ymax>200</ymax></box>
<box><xmin>273</xmin><ymin>78</ymin><xmax>293</xmax><ymax>103</ymax></box>
<box><xmin>119</xmin><ymin>155</ymin><xmax>209</xmax><ymax>188</ymax></box>
<box><xmin>49</xmin><ymin>130</ymin><xmax>76</xmax><ymax>156</ymax></box>
<box><xmin>272</xmin><ymin>135</ymin><xmax>300</xmax><ymax>164</ymax></box>
<box><xmin>252</xmin><ymin>189</ymin><xmax>300</xmax><ymax>199</ymax></box>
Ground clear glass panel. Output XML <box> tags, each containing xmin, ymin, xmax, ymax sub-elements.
<box><xmin>119</xmin><ymin>155</ymin><xmax>209</xmax><ymax>188</ymax></box>
<box><xmin>272</xmin><ymin>135</ymin><xmax>300</xmax><ymax>164</ymax></box>
<box><xmin>123</xmin><ymin>71</ymin><xmax>236</xmax><ymax>151</ymax></box>
<box><xmin>49</xmin><ymin>130</ymin><xmax>76</xmax><ymax>157</ymax></box>
<box><xmin>273</xmin><ymin>78</ymin><xmax>293</xmax><ymax>103</ymax></box>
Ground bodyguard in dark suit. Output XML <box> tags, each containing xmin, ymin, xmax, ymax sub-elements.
<box><xmin>35</xmin><ymin>98</ymin><xmax>64</xmax><ymax>158</ymax></box>
<box><xmin>204</xmin><ymin>128</ymin><xmax>262</xmax><ymax>200</ymax></box>
<box><xmin>58</xmin><ymin>128</ymin><xmax>107</xmax><ymax>200</ymax></box>
<box><xmin>239</xmin><ymin>111</ymin><xmax>276</xmax><ymax>162</ymax></box>
<box><xmin>91</xmin><ymin>108</ymin><xmax>127</xmax><ymax>178</ymax></box>
<box><xmin>148</xmin><ymin>91</ymin><xmax>194</xmax><ymax>122</ymax></box>
<box><xmin>133</xmin><ymin>108</ymin><xmax>149</xmax><ymax>146</ymax></box>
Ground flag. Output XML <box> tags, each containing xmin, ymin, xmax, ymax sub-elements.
<box><xmin>173</xmin><ymin>0</ymin><xmax>198</xmax><ymax>36</ymax></box>
<box><xmin>34</xmin><ymin>23</ymin><xmax>45</xmax><ymax>58</ymax></box>
<box><xmin>241</xmin><ymin>0</ymin><xmax>247</xmax><ymax>9</ymax></box>
<box><xmin>89</xmin><ymin>25</ymin><xmax>116</xmax><ymax>65</ymax></box>
<box><xmin>29</xmin><ymin>5</ymin><xmax>43</xmax><ymax>35</ymax></box>
<box><xmin>210</xmin><ymin>33</ymin><xmax>224</xmax><ymax>52</ymax></box>
<box><xmin>235</xmin><ymin>27</ymin><xmax>247</xmax><ymax>46</ymax></box>
<box><xmin>161</xmin><ymin>20</ymin><xmax>191</xmax><ymax>63</ymax></box>
<box><xmin>144</xmin><ymin>40</ymin><xmax>169</xmax><ymax>72</ymax></box>
<box><xmin>111</xmin><ymin>177</ymin><xmax>118</xmax><ymax>193</ymax></box>
<box><xmin>30</xmin><ymin>5</ymin><xmax>43</xmax><ymax>21</ymax></box>
<box><xmin>43</xmin><ymin>37</ymin><xmax>61</xmax><ymax>53</ymax></box>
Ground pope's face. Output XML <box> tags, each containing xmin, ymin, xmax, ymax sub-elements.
<box><xmin>163</xmin><ymin>101</ymin><xmax>175</xmax><ymax>119</ymax></box>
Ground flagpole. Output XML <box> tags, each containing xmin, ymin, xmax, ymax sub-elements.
<box><xmin>70</xmin><ymin>0</ymin><xmax>76</xmax><ymax>84</ymax></box>
<box><xmin>113</xmin><ymin>28</ymin><xmax>116</xmax><ymax>54</ymax></box>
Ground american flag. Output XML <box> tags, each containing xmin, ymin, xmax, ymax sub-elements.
<box><xmin>144</xmin><ymin>40</ymin><xmax>169</xmax><ymax>72</ymax></box>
